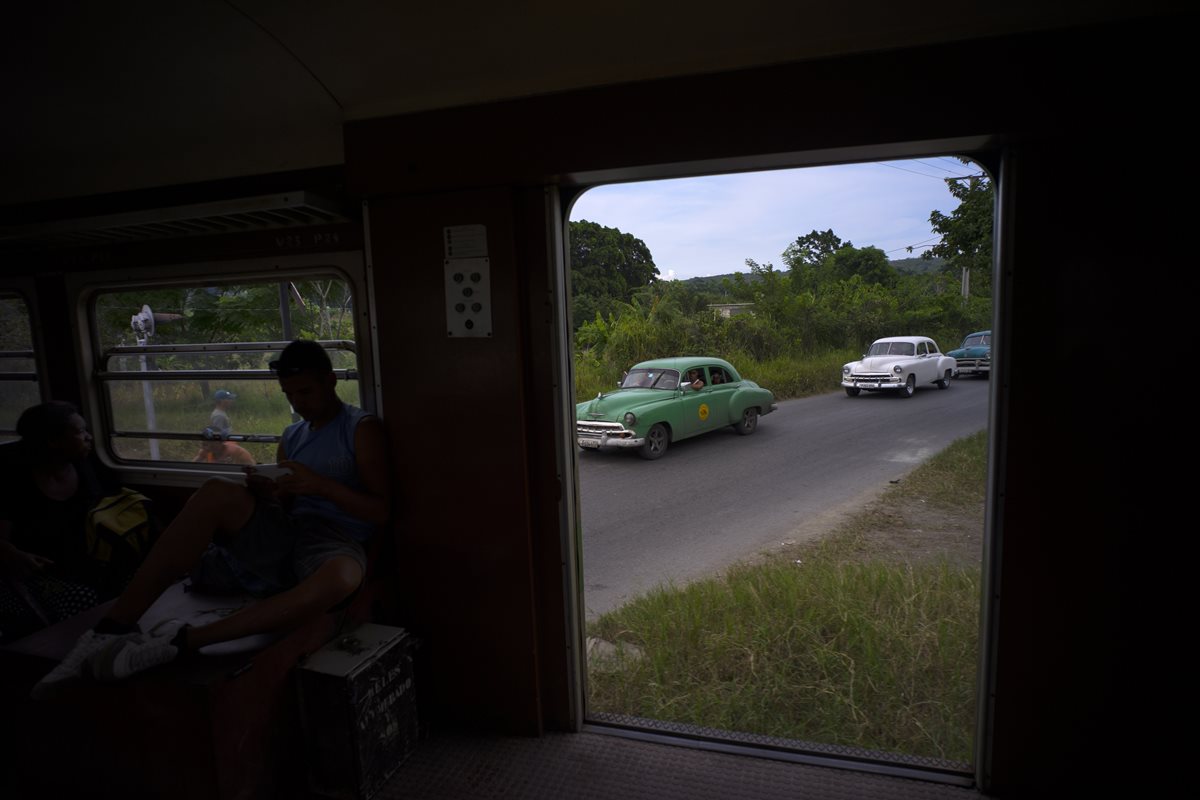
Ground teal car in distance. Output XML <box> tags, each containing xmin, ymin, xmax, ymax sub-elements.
<box><xmin>947</xmin><ymin>330</ymin><xmax>991</xmax><ymax>377</ymax></box>
<box><xmin>576</xmin><ymin>357</ymin><xmax>778</xmax><ymax>460</ymax></box>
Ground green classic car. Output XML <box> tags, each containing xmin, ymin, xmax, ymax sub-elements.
<box><xmin>576</xmin><ymin>357</ymin><xmax>778</xmax><ymax>460</ymax></box>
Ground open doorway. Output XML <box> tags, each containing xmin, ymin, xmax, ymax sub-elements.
<box><xmin>568</xmin><ymin>158</ymin><xmax>993</xmax><ymax>772</ymax></box>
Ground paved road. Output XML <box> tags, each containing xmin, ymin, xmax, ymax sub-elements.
<box><xmin>578</xmin><ymin>379</ymin><xmax>990</xmax><ymax>619</ymax></box>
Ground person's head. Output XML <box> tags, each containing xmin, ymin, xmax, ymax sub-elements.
<box><xmin>16</xmin><ymin>401</ymin><xmax>92</xmax><ymax>462</ymax></box>
<box><xmin>269</xmin><ymin>340</ymin><xmax>338</xmax><ymax>421</ymax></box>
<box><xmin>213</xmin><ymin>389</ymin><xmax>237</xmax><ymax>409</ymax></box>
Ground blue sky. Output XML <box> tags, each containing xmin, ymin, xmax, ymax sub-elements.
<box><xmin>568</xmin><ymin>158</ymin><xmax>980</xmax><ymax>281</ymax></box>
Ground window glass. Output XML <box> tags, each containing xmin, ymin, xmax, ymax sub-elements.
<box><xmin>0</xmin><ymin>292</ymin><xmax>41</xmax><ymax>441</ymax></box>
<box><xmin>92</xmin><ymin>277</ymin><xmax>360</xmax><ymax>463</ymax></box>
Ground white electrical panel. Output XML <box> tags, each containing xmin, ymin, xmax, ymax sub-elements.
<box><xmin>444</xmin><ymin>256</ymin><xmax>492</xmax><ymax>337</ymax></box>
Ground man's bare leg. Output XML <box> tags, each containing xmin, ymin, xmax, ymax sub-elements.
<box><xmin>106</xmin><ymin>477</ymin><xmax>257</xmax><ymax>627</ymax></box>
<box><xmin>184</xmin><ymin>556</ymin><xmax>364</xmax><ymax>650</ymax></box>
<box><xmin>32</xmin><ymin>477</ymin><xmax>258</xmax><ymax>695</ymax></box>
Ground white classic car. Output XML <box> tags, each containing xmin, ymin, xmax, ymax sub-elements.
<box><xmin>841</xmin><ymin>336</ymin><xmax>957</xmax><ymax>398</ymax></box>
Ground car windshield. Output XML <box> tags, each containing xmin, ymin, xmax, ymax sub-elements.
<box><xmin>867</xmin><ymin>341</ymin><xmax>915</xmax><ymax>357</ymax></box>
<box><xmin>621</xmin><ymin>368</ymin><xmax>680</xmax><ymax>390</ymax></box>
<box><xmin>963</xmin><ymin>334</ymin><xmax>990</xmax><ymax>347</ymax></box>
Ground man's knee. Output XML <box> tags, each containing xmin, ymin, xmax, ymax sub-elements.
<box><xmin>189</xmin><ymin>477</ymin><xmax>254</xmax><ymax>524</ymax></box>
<box><xmin>308</xmin><ymin>556</ymin><xmax>364</xmax><ymax>605</ymax></box>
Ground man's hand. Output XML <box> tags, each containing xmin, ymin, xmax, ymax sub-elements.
<box><xmin>0</xmin><ymin>540</ymin><xmax>53</xmax><ymax>578</ymax></box>
<box><xmin>276</xmin><ymin>460</ymin><xmax>331</xmax><ymax>498</ymax></box>
<box><xmin>242</xmin><ymin>467</ymin><xmax>281</xmax><ymax>500</ymax></box>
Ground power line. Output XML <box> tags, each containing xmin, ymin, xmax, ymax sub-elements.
<box><xmin>887</xmin><ymin>236</ymin><xmax>941</xmax><ymax>255</ymax></box>
<box><xmin>879</xmin><ymin>162</ymin><xmax>946</xmax><ymax>180</ymax></box>
<box><xmin>912</xmin><ymin>159</ymin><xmax>962</xmax><ymax>174</ymax></box>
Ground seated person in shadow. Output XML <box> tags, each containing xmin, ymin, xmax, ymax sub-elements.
<box><xmin>684</xmin><ymin>369</ymin><xmax>705</xmax><ymax>391</ymax></box>
<box><xmin>0</xmin><ymin>402</ymin><xmax>119</xmax><ymax>642</ymax></box>
<box><xmin>193</xmin><ymin>427</ymin><xmax>256</xmax><ymax>466</ymax></box>
<box><xmin>34</xmin><ymin>340</ymin><xmax>392</xmax><ymax>695</ymax></box>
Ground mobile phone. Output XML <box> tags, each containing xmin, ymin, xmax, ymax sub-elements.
<box><xmin>250</xmin><ymin>464</ymin><xmax>293</xmax><ymax>480</ymax></box>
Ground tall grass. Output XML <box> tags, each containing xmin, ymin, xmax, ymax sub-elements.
<box><xmin>105</xmin><ymin>379</ymin><xmax>362</xmax><ymax>463</ymax></box>
<box><xmin>587</xmin><ymin>432</ymin><xmax>987</xmax><ymax>764</ymax></box>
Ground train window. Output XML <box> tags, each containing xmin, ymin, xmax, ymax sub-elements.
<box><xmin>0</xmin><ymin>291</ymin><xmax>42</xmax><ymax>441</ymax></box>
<box><xmin>89</xmin><ymin>277</ymin><xmax>362</xmax><ymax>465</ymax></box>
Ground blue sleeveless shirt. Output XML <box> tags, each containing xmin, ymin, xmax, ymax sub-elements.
<box><xmin>281</xmin><ymin>403</ymin><xmax>375</xmax><ymax>542</ymax></box>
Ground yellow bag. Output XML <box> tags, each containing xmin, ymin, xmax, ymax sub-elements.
<box><xmin>86</xmin><ymin>488</ymin><xmax>155</xmax><ymax>566</ymax></box>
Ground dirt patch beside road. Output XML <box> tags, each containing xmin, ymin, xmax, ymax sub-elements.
<box><xmin>770</xmin><ymin>431</ymin><xmax>988</xmax><ymax>569</ymax></box>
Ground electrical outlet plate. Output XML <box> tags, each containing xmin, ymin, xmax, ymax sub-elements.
<box><xmin>445</xmin><ymin>257</ymin><xmax>492</xmax><ymax>337</ymax></box>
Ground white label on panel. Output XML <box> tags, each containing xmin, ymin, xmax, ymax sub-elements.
<box><xmin>444</xmin><ymin>225</ymin><xmax>488</xmax><ymax>259</ymax></box>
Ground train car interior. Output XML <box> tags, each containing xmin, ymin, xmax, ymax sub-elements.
<box><xmin>1</xmin><ymin>2</ymin><xmax>1180</xmax><ymax>798</ymax></box>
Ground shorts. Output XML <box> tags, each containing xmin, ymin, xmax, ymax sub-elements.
<box><xmin>190</xmin><ymin>499</ymin><xmax>367</xmax><ymax>597</ymax></box>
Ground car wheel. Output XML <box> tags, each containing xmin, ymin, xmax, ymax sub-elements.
<box><xmin>735</xmin><ymin>408</ymin><xmax>758</xmax><ymax>435</ymax></box>
<box><xmin>899</xmin><ymin>374</ymin><xmax>916</xmax><ymax>398</ymax></box>
<box><xmin>845</xmin><ymin>387</ymin><xmax>860</xmax><ymax>397</ymax></box>
<box><xmin>936</xmin><ymin>369</ymin><xmax>952</xmax><ymax>390</ymax></box>
<box><xmin>638</xmin><ymin>423</ymin><xmax>669</xmax><ymax>460</ymax></box>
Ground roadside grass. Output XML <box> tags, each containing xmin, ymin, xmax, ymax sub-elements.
<box><xmin>587</xmin><ymin>430</ymin><xmax>987</xmax><ymax>763</ymax></box>
<box><xmin>574</xmin><ymin>348</ymin><xmax>857</xmax><ymax>404</ymax></box>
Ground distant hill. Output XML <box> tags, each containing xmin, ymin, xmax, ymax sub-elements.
<box><xmin>891</xmin><ymin>256</ymin><xmax>946</xmax><ymax>274</ymax></box>
<box><xmin>679</xmin><ymin>257</ymin><xmax>946</xmax><ymax>287</ymax></box>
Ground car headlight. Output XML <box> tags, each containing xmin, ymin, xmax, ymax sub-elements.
<box><xmin>893</xmin><ymin>365</ymin><xmax>903</xmax><ymax>374</ymax></box>
<box><xmin>842</xmin><ymin>366</ymin><xmax>851</xmax><ymax>375</ymax></box>
<box><xmin>623</xmin><ymin>412</ymin><xmax>637</xmax><ymax>426</ymax></box>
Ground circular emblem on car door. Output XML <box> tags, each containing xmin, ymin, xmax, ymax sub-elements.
<box><xmin>698</xmin><ymin>403</ymin><xmax>710</xmax><ymax>421</ymax></box>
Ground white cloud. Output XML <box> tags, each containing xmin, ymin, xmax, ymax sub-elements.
<box><xmin>569</xmin><ymin>159</ymin><xmax>975</xmax><ymax>280</ymax></box>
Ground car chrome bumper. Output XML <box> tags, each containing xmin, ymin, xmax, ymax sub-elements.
<box><xmin>842</xmin><ymin>379</ymin><xmax>903</xmax><ymax>390</ymax></box>
<box><xmin>578</xmin><ymin>434</ymin><xmax>646</xmax><ymax>449</ymax></box>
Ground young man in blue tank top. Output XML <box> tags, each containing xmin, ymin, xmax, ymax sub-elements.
<box><xmin>34</xmin><ymin>340</ymin><xmax>392</xmax><ymax>694</ymax></box>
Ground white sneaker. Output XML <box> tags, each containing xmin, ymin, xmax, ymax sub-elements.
<box><xmin>89</xmin><ymin>619</ymin><xmax>186</xmax><ymax>681</ymax></box>
<box><xmin>30</xmin><ymin>630</ymin><xmax>120</xmax><ymax>699</ymax></box>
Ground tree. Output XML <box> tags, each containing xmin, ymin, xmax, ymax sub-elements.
<box><xmin>925</xmin><ymin>172</ymin><xmax>994</xmax><ymax>296</ymax></box>
<box><xmin>782</xmin><ymin>229</ymin><xmax>852</xmax><ymax>291</ymax></box>
<box><xmin>569</xmin><ymin>220</ymin><xmax>659</xmax><ymax>329</ymax></box>
<box><xmin>824</xmin><ymin>246</ymin><xmax>896</xmax><ymax>288</ymax></box>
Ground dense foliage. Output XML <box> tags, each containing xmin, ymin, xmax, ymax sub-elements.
<box><xmin>570</xmin><ymin>180</ymin><xmax>993</xmax><ymax>399</ymax></box>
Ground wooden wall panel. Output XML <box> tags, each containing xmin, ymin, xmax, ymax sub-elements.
<box><xmin>366</xmin><ymin>189</ymin><xmax>542</xmax><ymax>732</ymax></box>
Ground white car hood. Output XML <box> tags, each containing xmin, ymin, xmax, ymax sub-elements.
<box><xmin>853</xmin><ymin>355</ymin><xmax>907</xmax><ymax>371</ymax></box>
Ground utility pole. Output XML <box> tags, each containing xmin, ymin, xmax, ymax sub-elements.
<box><xmin>131</xmin><ymin>304</ymin><xmax>159</xmax><ymax>460</ymax></box>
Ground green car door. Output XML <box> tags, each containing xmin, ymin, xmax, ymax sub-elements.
<box><xmin>678</xmin><ymin>366</ymin><xmax>733</xmax><ymax>437</ymax></box>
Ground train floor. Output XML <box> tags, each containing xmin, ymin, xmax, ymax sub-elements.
<box><xmin>378</xmin><ymin>728</ymin><xmax>980</xmax><ymax>800</ymax></box>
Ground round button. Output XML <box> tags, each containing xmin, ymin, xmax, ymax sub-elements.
<box><xmin>463</xmin><ymin>287</ymin><xmax>473</xmax><ymax>297</ymax></box>
<box><xmin>465</xmin><ymin>319</ymin><xmax>474</xmax><ymax>330</ymax></box>
<box><xmin>470</xmin><ymin>273</ymin><xmax>481</xmax><ymax>283</ymax></box>
<box><xmin>471</xmin><ymin>302</ymin><xmax>482</xmax><ymax>312</ymax></box>
<box><xmin>455</xmin><ymin>303</ymin><xmax>465</xmax><ymax>313</ymax></box>
<box><xmin>452</xmin><ymin>273</ymin><xmax>464</xmax><ymax>283</ymax></box>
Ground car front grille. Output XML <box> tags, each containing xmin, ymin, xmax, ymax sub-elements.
<box><xmin>955</xmin><ymin>358</ymin><xmax>989</xmax><ymax>369</ymax></box>
<box><xmin>577</xmin><ymin>421</ymin><xmax>631</xmax><ymax>440</ymax></box>
<box><xmin>849</xmin><ymin>373</ymin><xmax>899</xmax><ymax>382</ymax></box>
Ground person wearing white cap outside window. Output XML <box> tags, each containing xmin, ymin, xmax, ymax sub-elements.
<box><xmin>210</xmin><ymin>389</ymin><xmax>237</xmax><ymax>437</ymax></box>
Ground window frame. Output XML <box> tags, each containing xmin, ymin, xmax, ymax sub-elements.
<box><xmin>66</xmin><ymin>251</ymin><xmax>377</xmax><ymax>484</ymax></box>
<box><xmin>0</xmin><ymin>280</ymin><xmax>48</xmax><ymax>438</ymax></box>
<box><xmin>560</xmin><ymin>150</ymin><xmax>1000</xmax><ymax>787</ymax></box>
